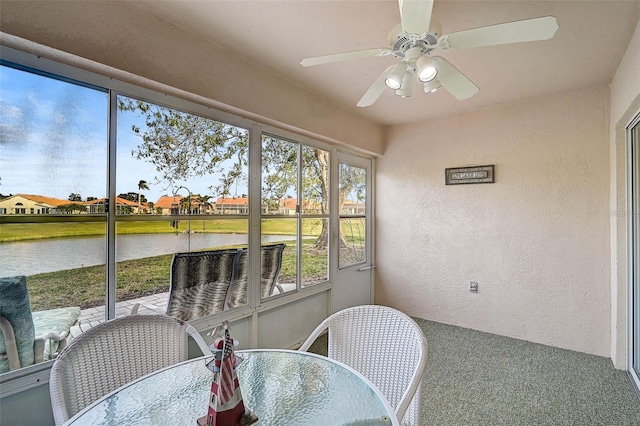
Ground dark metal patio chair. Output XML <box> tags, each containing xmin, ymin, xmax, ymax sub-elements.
<box><xmin>132</xmin><ymin>249</ymin><xmax>240</xmax><ymax>321</ymax></box>
<box><xmin>225</xmin><ymin>243</ymin><xmax>286</xmax><ymax>309</ymax></box>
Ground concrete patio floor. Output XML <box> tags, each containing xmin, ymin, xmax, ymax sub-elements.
<box><xmin>75</xmin><ymin>292</ymin><xmax>169</xmax><ymax>331</ymax></box>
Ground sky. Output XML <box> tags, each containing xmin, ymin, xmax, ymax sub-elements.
<box><xmin>0</xmin><ymin>63</ymin><xmax>243</xmax><ymax>203</ymax></box>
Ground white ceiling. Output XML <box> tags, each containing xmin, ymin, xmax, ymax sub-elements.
<box><xmin>129</xmin><ymin>0</ymin><xmax>640</xmax><ymax>126</ymax></box>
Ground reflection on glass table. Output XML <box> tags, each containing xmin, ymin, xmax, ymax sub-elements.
<box><xmin>64</xmin><ymin>349</ymin><xmax>399</xmax><ymax>426</ymax></box>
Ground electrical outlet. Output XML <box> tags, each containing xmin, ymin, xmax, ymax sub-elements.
<box><xmin>470</xmin><ymin>281</ymin><xmax>478</xmax><ymax>293</ymax></box>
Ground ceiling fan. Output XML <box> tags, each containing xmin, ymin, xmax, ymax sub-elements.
<box><xmin>300</xmin><ymin>0</ymin><xmax>559</xmax><ymax>107</ymax></box>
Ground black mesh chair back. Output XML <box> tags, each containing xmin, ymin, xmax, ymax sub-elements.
<box><xmin>166</xmin><ymin>249</ymin><xmax>240</xmax><ymax>321</ymax></box>
<box><xmin>225</xmin><ymin>244</ymin><xmax>285</xmax><ymax>309</ymax></box>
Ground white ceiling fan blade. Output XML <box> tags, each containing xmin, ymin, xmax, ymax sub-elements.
<box><xmin>398</xmin><ymin>0</ymin><xmax>434</xmax><ymax>35</ymax></box>
<box><xmin>432</xmin><ymin>57</ymin><xmax>479</xmax><ymax>100</ymax></box>
<box><xmin>301</xmin><ymin>48</ymin><xmax>390</xmax><ymax>67</ymax></box>
<box><xmin>439</xmin><ymin>16</ymin><xmax>559</xmax><ymax>51</ymax></box>
<box><xmin>357</xmin><ymin>65</ymin><xmax>396</xmax><ymax>108</ymax></box>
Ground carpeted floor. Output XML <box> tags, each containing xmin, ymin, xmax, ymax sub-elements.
<box><xmin>307</xmin><ymin>318</ymin><xmax>640</xmax><ymax>425</ymax></box>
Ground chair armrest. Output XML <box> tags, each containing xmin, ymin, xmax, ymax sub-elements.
<box><xmin>70</xmin><ymin>321</ymin><xmax>100</xmax><ymax>339</ymax></box>
<box><xmin>298</xmin><ymin>317</ymin><xmax>332</xmax><ymax>352</ymax></box>
<box><xmin>33</xmin><ymin>339</ymin><xmax>45</xmax><ymax>364</ymax></box>
<box><xmin>131</xmin><ymin>301</ymin><xmax>164</xmax><ymax>315</ymax></box>
<box><xmin>0</xmin><ymin>315</ymin><xmax>21</xmax><ymax>370</ymax></box>
<box><xmin>32</xmin><ymin>307</ymin><xmax>81</xmax><ymax>361</ymax></box>
<box><xmin>35</xmin><ymin>331</ymin><xmax>67</xmax><ymax>360</ymax></box>
<box><xmin>36</xmin><ymin>330</ymin><xmax>69</xmax><ymax>342</ymax></box>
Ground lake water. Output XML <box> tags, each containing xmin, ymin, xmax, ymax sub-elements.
<box><xmin>0</xmin><ymin>233</ymin><xmax>295</xmax><ymax>276</ymax></box>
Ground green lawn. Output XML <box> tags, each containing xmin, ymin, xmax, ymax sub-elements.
<box><xmin>0</xmin><ymin>218</ymin><xmax>330</xmax><ymax>242</ymax></box>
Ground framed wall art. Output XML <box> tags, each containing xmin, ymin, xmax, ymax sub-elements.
<box><xmin>445</xmin><ymin>165</ymin><xmax>495</xmax><ymax>185</ymax></box>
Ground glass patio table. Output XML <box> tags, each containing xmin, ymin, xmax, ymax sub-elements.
<box><xmin>64</xmin><ymin>349</ymin><xmax>399</xmax><ymax>425</ymax></box>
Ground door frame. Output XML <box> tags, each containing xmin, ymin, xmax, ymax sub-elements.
<box><xmin>330</xmin><ymin>150</ymin><xmax>375</xmax><ymax>313</ymax></box>
<box><xmin>627</xmin><ymin>111</ymin><xmax>640</xmax><ymax>391</ymax></box>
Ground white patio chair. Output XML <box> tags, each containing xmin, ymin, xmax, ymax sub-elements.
<box><xmin>49</xmin><ymin>314</ymin><xmax>211</xmax><ymax>425</ymax></box>
<box><xmin>298</xmin><ymin>305</ymin><xmax>428</xmax><ymax>426</ymax></box>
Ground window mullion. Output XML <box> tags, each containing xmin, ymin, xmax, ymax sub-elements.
<box><xmin>249</xmin><ymin>124</ymin><xmax>263</xmax><ymax>309</ymax></box>
<box><xmin>296</xmin><ymin>144</ymin><xmax>303</xmax><ymax>291</ymax></box>
<box><xmin>106</xmin><ymin>89</ymin><xmax>118</xmax><ymax>320</ymax></box>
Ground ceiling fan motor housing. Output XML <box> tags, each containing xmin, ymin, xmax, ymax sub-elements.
<box><xmin>387</xmin><ymin>19</ymin><xmax>442</xmax><ymax>58</ymax></box>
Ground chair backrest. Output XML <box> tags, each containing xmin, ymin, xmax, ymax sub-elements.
<box><xmin>225</xmin><ymin>243</ymin><xmax>285</xmax><ymax>309</ymax></box>
<box><xmin>298</xmin><ymin>305</ymin><xmax>428</xmax><ymax>426</ymax></box>
<box><xmin>49</xmin><ymin>314</ymin><xmax>210</xmax><ymax>425</ymax></box>
<box><xmin>0</xmin><ymin>275</ymin><xmax>36</xmax><ymax>373</ymax></box>
<box><xmin>166</xmin><ymin>249</ymin><xmax>239</xmax><ymax>320</ymax></box>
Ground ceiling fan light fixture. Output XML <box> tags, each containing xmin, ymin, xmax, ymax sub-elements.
<box><xmin>396</xmin><ymin>71</ymin><xmax>413</xmax><ymax>98</ymax></box>
<box><xmin>416</xmin><ymin>55</ymin><xmax>437</xmax><ymax>82</ymax></box>
<box><xmin>385</xmin><ymin>63</ymin><xmax>406</xmax><ymax>90</ymax></box>
<box><xmin>423</xmin><ymin>80</ymin><xmax>441</xmax><ymax>93</ymax></box>
<box><xmin>419</xmin><ymin>66</ymin><xmax>437</xmax><ymax>82</ymax></box>
<box><xmin>385</xmin><ymin>77</ymin><xmax>402</xmax><ymax>90</ymax></box>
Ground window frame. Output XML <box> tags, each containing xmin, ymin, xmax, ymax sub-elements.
<box><xmin>0</xmin><ymin>44</ymin><xmax>367</xmax><ymax>389</ymax></box>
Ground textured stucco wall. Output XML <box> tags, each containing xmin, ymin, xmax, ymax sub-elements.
<box><xmin>610</xmin><ymin>17</ymin><xmax>640</xmax><ymax>368</ymax></box>
<box><xmin>0</xmin><ymin>0</ymin><xmax>383</xmax><ymax>155</ymax></box>
<box><xmin>377</xmin><ymin>87</ymin><xmax>611</xmax><ymax>356</ymax></box>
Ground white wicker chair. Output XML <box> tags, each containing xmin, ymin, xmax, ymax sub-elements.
<box><xmin>298</xmin><ymin>305</ymin><xmax>428</xmax><ymax>426</ymax></box>
<box><xmin>49</xmin><ymin>314</ymin><xmax>210</xmax><ymax>425</ymax></box>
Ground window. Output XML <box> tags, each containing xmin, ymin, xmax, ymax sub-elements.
<box><xmin>0</xmin><ymin>47</ymin><xmax>373</xmax><ymax>377</ymax></box>
<box><xmin>0</xmin><ymin>63</ymin><xmax>108</xmax><ymax>374</ymax></box>
<box><xmin>261</xmin><ymin>135</ymin><xmax>330</xmax><ymax>295</ymax></box>
<box><xmin>338</xmin><ymin>163</ymin><xmax>367</xmax><ymax>269</ymax></box>
<box><xmin>114</xmin><ymin>96</ymin><xmax>249</xmax><ymax>312</ymax></box>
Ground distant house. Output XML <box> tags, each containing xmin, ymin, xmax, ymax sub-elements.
<box><xmin>214</xmin><ymin>197</ymin><xmax>248</xmax><ymax>214</ymax></box>
<box><xmin>0</xmin><ymin>194</ymin><xmax>151</xmax><ymax>215</ymax></box>
<box><xmin>154</xmin><ymin>195</ymin><xmax>183</xmax><ymax>215</ymax></box>
<box><xmin>342</xmin><ymin>199</ymin><xmax>365</xmax><ymax>215</ymax></box>
<box><xmin>85</xmin><ymin>197</ymin><xmax>144</xmax><ymax>214</ymax></box>
<box><xmin>0</xmin><ymin>194</ymin><xmax>73</xmax><ymax>214</ymax></box>
<box><xmin>154</xmin><ymin>196</ymin><xmax>272</xmax><ymax>215</ymax></box>
<box><xmin>156</xmin><ymin>195</ymin><xmax>210</xmax><ymax>215</ymax></box>
<box><xmin>279</xmin><ymin>198</ymin><xmax>297</xmax><ymax>215</ymax></box>
<box><xmin>277</xmin><ymin>198</ymin><xmax>323</xmax><ymax>215</ymax></box>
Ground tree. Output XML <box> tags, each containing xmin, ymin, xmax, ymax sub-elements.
<box><xmin>137</xmin><ymin>179</ymin><xmax>149</xmax><ymax>214</ymax></box>
<box><xmin>119</xmin><ymin>205</ymin><xmax>134</xmax><ymax>214</ymax></box>
<box><xmin>197</xmin><ymin>194</ymin><xmax>212</xmax><ymax>214</ymax></box>
<box><xmin>119</xmin><ymin>98</ymin><xmax>247</xmax><ymax>197</ymax></box>
<box><xmin>179</xmin><ymin>196</ymin><xmax>192</xmax><ymax>214</ymax></box>
<box><xmin>119</xmin><ymin>99</ymin><xmax>364</xmax><ymax>249</ymax></box>
<box><xmin>68</xmin><ymin>193</ymin><xmax>82</xmax><ymax>202</ymax></box>
<box><xmin>117</xmin><ymin>192</ymin><xmax>147</xmax><ymax>203</ymax></box>
<box><xmin>118</xmin><ymin>193</ymin><xmax>134</xmax><ymax>202</ymax></box>
<box><xmin>58</xmin><ymin>203</ymin><xmax>87</xmax><ymax>214</ymax></box>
